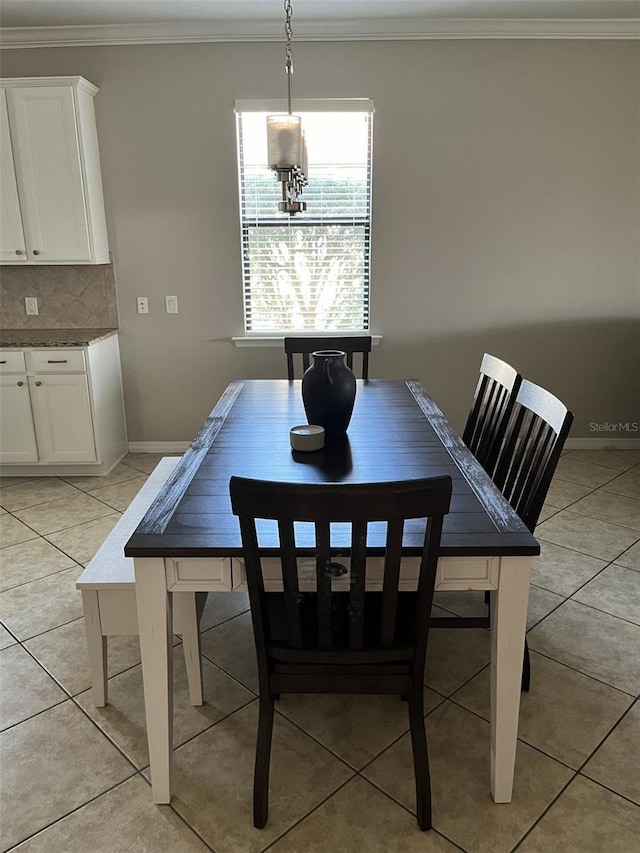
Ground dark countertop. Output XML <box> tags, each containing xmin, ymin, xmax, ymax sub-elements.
<box><xmin>0</xmin><ymin>328</ymin><xmax>118</xmax><ymax>348</ymax></box>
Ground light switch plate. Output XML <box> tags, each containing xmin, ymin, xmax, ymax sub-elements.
<box><xmin>25</xmin><ymin>297</ymin><xmax>38</xmax><ymax>315</ymax></box>
<box><xmin>165</xmin><ymin>295</ymin><xmax>179</xmax><ymax>314</ymax></box>
<box><xmin>136</xmin><ymin>297</ymin><xmax>149</xmax><ymax>314</ymax></box>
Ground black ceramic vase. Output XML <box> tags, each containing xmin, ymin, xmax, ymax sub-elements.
<box><xmin>301</xmin><ymin>350</ymin><xmax>357</xmax><ymax>437</ymax></box>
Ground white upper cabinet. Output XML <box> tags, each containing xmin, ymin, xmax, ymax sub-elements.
<box><xmin>0</xmin><ymin>91</ymin><xmax>27</xmax><ymax>262</ymax></box>
<box><xmin>0</xmin><ymin>77</ymin><xmax>110</xmax><ymax>264</ymax></box>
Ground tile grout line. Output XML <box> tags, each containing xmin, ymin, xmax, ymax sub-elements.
<box><xmin>518</xmin><ymin>645</ymin><xmax>639</xmax><ymax>700</ymax></box>
<box><xmin>574</xmin><ymin>698</ymin><xmax>639</xmax><ymax>780</ymax></box>
<box><xmin>563</xmin><ymin>592</ymin><xmax>640</xmax><ymax>628</ymax></box>
<box><xmin>168</xmin><ymin>693</ymin><xmax>258</xmax><ymax>755</ymax></box>
<box><xmin>0</xmin><ymin>464</ymin><xmax>144</xmax><ymax>512</ymax></box>
<box><xmin>2</xmin><ymin>612</ymin><xmax>84</xmax><ymax>646</ymax></box>
<box><xmin>509</xmin><ymin>771</ymin><xmax>579</xmax><ymax>851</ymax></box>
<box><xmin>0</xmin><ymin>473</ymin><xmax>143</xmax><ymax>537</ymax></box>
<box><xmin>1</xmin><ymin>773</ymin><xmax>153</xmax><ymax>853</ymax></box>
<box><xmin>510</xmin><ymin>757</ymin><xmax>640</xmax><ymax>853</ymax></box>
<box><xmin>535</xmin><ymin>475</ymin><xmax>640</xmax><ymax>572</ymax></box>
<box><xmin>260</xmin><ymin>777</ymin><xmax>356</xmax><ymax>852</ymax></box>
<box><xmin>529</xmin><ymin>556</ymin><xmax>639</xmax><ymax>629</ymax></box>
<box><xmin>574</xmin><ymin>772</ymin><xmax>640</xmax><ymax>809</ymax></box>
<box><xmin>0</xmin><ymin>559</ymin><xmax>83</xmax><ymax>595</ymax></box>
<box><xmin>538</xmin><ymin>482</ymin><xmax>640</xmax><ymax>536</ymax></box>
<box><xmin>447</xmin><ymin>662</ymin><xmax>637</xmax><ymax>767</ymax></box>
<box><xmin>614</xmin><ymin>536</ymin><xmax>640</xmax><ymax>565</ymax></box>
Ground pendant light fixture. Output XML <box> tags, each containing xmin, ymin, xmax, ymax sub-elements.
<box><xmin>266</xmin><ymin>0</ymin><xmax>308</xmax><ymax>214</ymax></box>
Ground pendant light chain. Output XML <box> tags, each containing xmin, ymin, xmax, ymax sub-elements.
<box><xmin>284</xmin><ymin>0</ymin><xmax>294</xmax><ymax>114</ymax></box>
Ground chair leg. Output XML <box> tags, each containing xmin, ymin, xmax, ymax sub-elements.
<box><xmin>254</xmin><ymin>692</ymin><xmax>275</xmax><ymax>828</ymax></box>
<box><xmin>407</xmin><ymin>687</ymin><xmax>432</xmax><ymax>830</ymax></box>
<box><xmin>521</xmin><ymin>637</ymin><xmax>531</xmax><ymax>692</ymax></box>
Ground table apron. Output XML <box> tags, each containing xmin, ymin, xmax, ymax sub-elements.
<box><xmin>163</xmin><ymin>554</ymin><xmax>512</xmax><ymax>593</ymax></box>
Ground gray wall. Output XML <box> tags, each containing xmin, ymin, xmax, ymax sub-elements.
<box><xmin>2</xmin><ymin>39</ymin><xmax>638</xmax><ymax>442</ymax></box>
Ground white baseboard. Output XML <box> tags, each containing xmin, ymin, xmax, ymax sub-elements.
<box><xmin>128</xmin><ymin>438</ymin><xmax>640</xmax><ymax>454</ymax></box>
<box><xmin>128</xmin><ymin>441</ymin><xmax>190</xmax><ymax>453</ymax></box>
<box><xmin>564</xmin><ymin>438</ymin><xmax>640</xmax><ymax>450</ymax></box>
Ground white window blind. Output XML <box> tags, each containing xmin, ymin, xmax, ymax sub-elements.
<box><xmin>236</xmin><ymin>101</ymin><xmax>373</xmax><ymax>334</ymax></box>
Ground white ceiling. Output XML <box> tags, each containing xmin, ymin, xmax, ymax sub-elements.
<box><xmin>1</xmin><ymin>0</ymin><xmax>638</xmax><ymax>46</ymax></box>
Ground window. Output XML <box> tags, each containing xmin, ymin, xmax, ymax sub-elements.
<box><xmin>236</xmin><ymin>101</ymin><xmax>373</xmax><ymax>334</ymax></box>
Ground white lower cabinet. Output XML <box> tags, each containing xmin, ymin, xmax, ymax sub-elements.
<box><xmin>27</xmin><ymin>373</ymin><xmax>96</xmax><ymax>463</ymax></box>
<box><xmin>0</xmin><ymin>373</ymin><xmax>38</xmax><ymax>463</ymax></box>
<box><xmin>0</xmin><ymin>334</ymin><xmax>127</xmax><ymax>475</ymax></box>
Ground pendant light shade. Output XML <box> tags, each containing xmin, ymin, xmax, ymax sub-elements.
<box><xmin>267</xmin><ymin>114</ymin><xmax>302</xmax><ymax>169</ymax></box>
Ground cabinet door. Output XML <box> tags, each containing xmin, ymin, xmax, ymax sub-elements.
<box><xmin>28</xmin><ymin>374</ymin><xmax>97</xmax><ymax>463</ymax></box>
<box><xmin>0</xmin><ymin>90</ymin><xmax>27</xmax><ymax>263</ymax></box>
<box><xmin>7</xmin><ymin>86</ymin><xmax>92</xmax><ymax>263</ymax></box>
<box><xmin>0</xmin><ymin>375</ymin><xmax>38</xmax><ymax>463</ymax></box>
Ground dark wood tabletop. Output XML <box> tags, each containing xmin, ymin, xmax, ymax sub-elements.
<box><xmin>125</xmin><ymin>379</ymin><xmax>539</xmax><ymax>559</ymax></box>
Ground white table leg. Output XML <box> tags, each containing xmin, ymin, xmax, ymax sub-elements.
<box><xmin>174</xmin><ymin>592</ymin><xmax>204</xmax><ymax>706</ymax></box>
<box><xmin>134</xmin><ymin>557</ymin><xmax>173</xmax><ymax>804</ymax></box>
<box><xmin>81</xmin><ymin>589</ymin><xmax>108</xmax><ymax>707</ymax></box>
<box><xmin>490</xmin><ymin>556</ymin><xmax>532</xmax><ymax>803</ymax></box>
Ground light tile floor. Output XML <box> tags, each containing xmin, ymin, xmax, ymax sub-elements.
<box><xmin>0</xmin><ymin>450</ymin><xmax>639</xmax><ymax>852</ymax></box>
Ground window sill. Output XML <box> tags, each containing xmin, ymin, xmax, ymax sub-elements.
<box><xmin>232</xmin><ymin>335</ymin><xmax>383</xmax><ymax>348</ymax></box>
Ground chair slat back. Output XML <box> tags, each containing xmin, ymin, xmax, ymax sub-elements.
<box><xmin>462</xmin><ymin>353</ymin><xmax>522</xmax><ymax>475</ymax></box>
<box><xmin>230</xmin><ymin>477</ymin><xmax>451</xmax><ymax>670</ymax></box>
<box><xmin>349</xmin><ymin>519</ymin><xmax>367</xmax><ymax>649</ymax></box>
<box><xmin>492</xmin><ymin>379</ymin><xmax>573</xmax><ymax>531</ymax></box>
<box><xmin>277</xmin><ymin>519</ymin><xmax>302</xmax><ymax>646</ymax></box>
<box><xmin>284</xmin><ymin>336</ymin><xmax>372</xmax><ymax>380</ymax></box>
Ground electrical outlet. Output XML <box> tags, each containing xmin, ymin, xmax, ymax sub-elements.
<box><xmin>25</xmin><ymin>297</ymin><xmax>38</xmax><ymax>315</ymax></box>
<box><xmin>165</xmin><ymin>295</ymin><xmax>179</xmax><ymax>314</ymax></box>
<box><xmin>136</xmin><ymin>297</ymin><xmax>149</xmax><ymax>314</ymax></box>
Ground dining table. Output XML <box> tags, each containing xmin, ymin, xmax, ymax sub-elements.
<box><xmin>124</xmin><ymin>378</ymin><xmax>539</xmax><ymax>805</ymax></box>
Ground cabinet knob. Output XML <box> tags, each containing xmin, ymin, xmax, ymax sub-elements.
<box><xmin>32</xmin><ymin>250</ymin><xmax>40</xmax><ymax>256</ymax></box>
<box><xmin>35</xmin><ymin>380</ymin><xmax>42</xmax><ymax>387</ymax></box>
<box><xmin>17</xmin><ymin>381</ymin><xmax>24</xmax><ymax>387</ymax></box>
<box><xmin>15</xmin><ymin>249</ymin><xmax>23</xmax><ymax>256</ymax></box>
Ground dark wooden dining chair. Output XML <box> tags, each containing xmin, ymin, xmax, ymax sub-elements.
<box><xmin>229</xmin><ymin>474</ymin><xmax>452</xmax><ymax>831</ymax></box>
<box><xmin>493</xmin><ymin>379</ymin><xmax>574</xmax><ymax>534</ymax></box>
<box><xmin>491</xmin><ymin>378</ymin><xmax>574</xmax><ymax>689</ymax></box>
<box><xmin>462</xmin><ymin>353</ymin><xmax>522</xmax><ymax>475</ymax></box>
<box><xmin>284</xmin><ymin>335</ymin><xmax>372</xmax><ymax>380</ymax></box>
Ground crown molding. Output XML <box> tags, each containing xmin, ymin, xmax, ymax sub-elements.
<box><xmin>0</xmin><ymin>18</ymin><xmax>638</xmax><ymax>48</ymax></box>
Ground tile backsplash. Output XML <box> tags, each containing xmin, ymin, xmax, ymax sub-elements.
<box><xmin>0</xmin><ymin>263</ymin><xmax>119</xmax><ymax>329</ymax></box>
